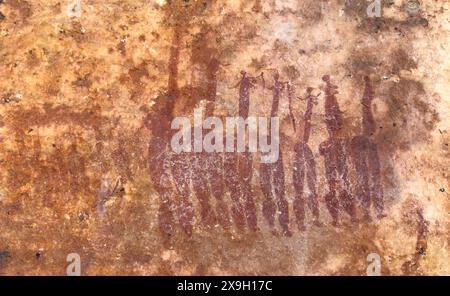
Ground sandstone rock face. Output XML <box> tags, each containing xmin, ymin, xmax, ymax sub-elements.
<box><xmin>0</xmin><ymin>0</ymin><xmax>448</xmax><ymax>275</ymax></box>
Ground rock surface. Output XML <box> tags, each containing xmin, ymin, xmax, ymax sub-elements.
<box><xmin>0</xmin><ymin>0</ymin><xmax>449</xmax><ymax>275</ymax></box>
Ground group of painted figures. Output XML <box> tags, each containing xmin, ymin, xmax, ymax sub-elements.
<box><xmin>146</xmin><ymin>64</ymin><xmax>385</xmax><ymax>242</ymax></box>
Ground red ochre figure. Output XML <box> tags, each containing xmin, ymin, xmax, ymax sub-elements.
<box><xmin>319</xmin><ymin>75</ymin><xmax>357</xmax><ymax>226</ymax></box>
<box><xmin>259</xmin><ymin>72</ymin><xmax>291</xmax><ymax>236</ymax></box>
<box><xmin>222</xmin><ymin>71</ymin><xmax>263</xmax><ymax>231</ymax></box>
<box><xmin>149</xmin><ymin>58</ymin><xmax>388</xmax><ymax>243</ymax></box>
<box><xmin>293</xmin><ymin>87</ymin><xmax>321</xmax><ymax>231</ymax></box>
<box><xmin>349</xmin><ymin>76</ymin><xmax>385</xmax><ymax>221</ymax></box>
<box><xmin>190</xmin><ymin>58</ymin><xmax>221</xmax><ymax>229</ymax></box>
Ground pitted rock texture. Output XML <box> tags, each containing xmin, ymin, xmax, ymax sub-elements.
<box><xmin>0</xmin><ymin>0</ymin><xmax>449</xmax><ymax>275</ymax></box>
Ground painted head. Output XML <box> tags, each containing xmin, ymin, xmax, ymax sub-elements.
<box><xmin>322</xmin><ymin>75</ymin><xmax>344</xmax><ymax>136</ymax></box>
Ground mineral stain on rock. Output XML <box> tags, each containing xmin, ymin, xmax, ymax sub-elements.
<box><xmin>0</xmin><ymin>251</ymin><xmax>11</xmax><ymax>269</ymax></box>
<box><xmin>0</xmin><ymin>0</ymin><xmax>448</xmax><ymax>275</ymax></box>
<box><xmin>5</xmin><ymin>0</ymin><xmax>32</xmax><ymax>21</ymax></box>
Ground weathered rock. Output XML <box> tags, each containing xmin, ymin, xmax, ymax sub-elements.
<box><xmin>0</xmin><ymin>0</ymin><xmax>448</xmax><ymax>275</ymax></box>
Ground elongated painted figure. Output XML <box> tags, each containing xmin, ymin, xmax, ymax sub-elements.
<box><xmin>223</xmin><ymin>71</ymin><xmax>261</xmax><ymax>231</ymax></box>
<box><xmin>259</xmin><ymin>72</ymin><xmax>291</xmax><ymax>236</ymax></box>
<box><xmin>293</xmin><ymin>87</ymin><xmax>320</xmax><ymax>230</ymax></box>
<box><xmin>350</xmin><ymin>76</ymin><xmax>384</xmax><ymax>221</ymax></box>
<box><xmin>191</xmin><ymin>57</ymin><xmax>230</xmax><ymax>229</ymax></box>
<box><xmin>146</xmin><ymin>27</ymin><xmax>195</xmax><ymax>243</ymax></box>
<box><xmin>319</xmin><ymin>75</ymin><xmax>357</xmax><ymax>226</ymax></box>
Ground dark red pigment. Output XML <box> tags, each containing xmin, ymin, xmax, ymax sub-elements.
<box><xmin>148</xmin><ymin>47</ymin><xmax>388</xmax><ymax>243</ymax></box>
<box><xmin>350</xmin><ymin>77</ymin><xmax>385</xmax><ymax>221</ymax></box>
<box><xmin>319</xmin><ymin>75</ymin><xmax>357</xmax><ymax>226</ymax></box>
<box><xmin>293</xmin><ymin>87</ymin><xmax>320</xmax><ymax>231</ymax></box>
<box><xmin>259</xmin><ymin>73</ymin><xmax>291</xmax><ymax>236</ymax></box>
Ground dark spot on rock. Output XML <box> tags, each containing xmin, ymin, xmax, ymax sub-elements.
<box><xmin>418</xmin><ymin>247</ymin><xmax>425</xmax><ymax>256</ymax></box>
<box><xmin>118</xmin><ymin>61</ymin><xmax>151</xmax><ymax>101</ymax></box>
<box><xmin>377</xmin><ymin>78</ymin><xmax>439</xmax><ymax>151</ymax></box>
<box><xmin>439</xmin><ymin>188</ymin><xmax>445</xmax><ymax>193</ymax></box>
<box><xmin>26</xmin><ymin>49</ymin><xmax>40</xmax><ymax>68</ymax></box>
<box><xmin>2</xmin><ymin>94</ymin><xmax>12</xmax><ymax>104</ymax></box>
<box><xmin>342</xmin><ymin>0</ymin><xmax>366</xmax><ymax>16</ymax></box>
<box><xmin>78</xmin><ymin>212</ymin><xmax>89</xmax><ymax>222</ymax></box>
<box><xmin>72</xmin><ymin>76</ymin><xmax>92</xmax><ymax>88</ymax></box>
<box><xmin>390</xmin><ymin>49</ymin><xmax>417</xmax><ymax>74</ymax></box>
<box><xmin>252</xmin><ymin>0</ymin><xmax>262</xmax><ymax>13</ymax></box>
<box><xmin>194</xmin><ymin>264</ymin><xmax>207</xmax><ymax>275</ymax></box>
<box><xmin>365</xmin><ymin>16</ymin><xmax>429</xmax><ymax>33</ymax></box>
<box><xmin>151</xmin><ymin>31</ymin><xmax>160</xmax><ymax>39</ymax></box>
<box><xmin>0</xmin><ymin>251</ymin><xmax>11</xmax><ymax>267</ymax></box>
<box><xmin>7</xmin><ymin>0</ymin><xmax>32</xmax><ymax>20</ymax></box>
<box><xmin>296</xmin><ymin>0</ymin><xmax>326</xmax><ymax>25</ymax></box>
<box><xmin>419</xmin><ymin>18</ymin><xmax>428</xmax><ymax>27</ymax></box>
<box><xmin>283</xmin><ymin>65</ymin><xmax>300</xmax><ymax>80</ymax></box>
<box><xmin>1</xmin><ymin>93</ymin><xmax>21</xmax><ymax>104</ymax></box>
<box><xmin>0</xmin><ymin>11</ymin><xmax>5</xmax><ymax>21</ymax></box>
<box><xmin>117</xmin><ymin>39</ymin><xmax>126</xmax><ymax>56</ymax></box>
<box><xmin>64</xmin><ymin>21</ymin><xmax>87</xmax><ymax>43</ymax></box>
<box><xmin>128</xmin><ymin>62</ymin><xmax>149</xmax><ymax>85</ymax></box>
<box><xmin>346</xmin><ymin>48</ymin><xmax>417</xmax><ymax>77</ymax></box>
<box><xmin>249</xmin><ymin>57</ymin><xmax>267</xmax><ymax>72</ymax></box>
<box><xmin>35</xmin><ymin>250</ymin><xmax>43</xmax><ymax>259</ymax></box>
